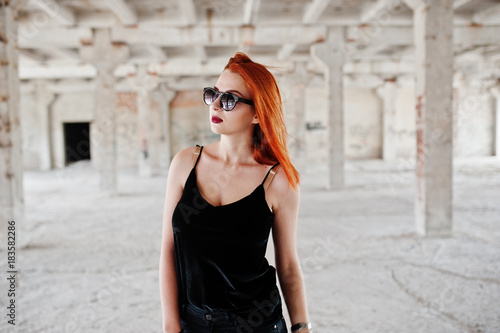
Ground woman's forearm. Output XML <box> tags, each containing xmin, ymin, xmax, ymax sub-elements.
<box><xmin>278</xmin><ymin>264</ymin><xmax>311</xmax><ymax>332</ymax></box>
<box><xmin>159</xmin><ymin>245</ymin><xmax>182</xmax><ymax>333</ymax></box>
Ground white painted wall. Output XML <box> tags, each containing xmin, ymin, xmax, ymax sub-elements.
<box><xmin>20</xmin><ymin>93</ymin><xmax>40</xmax><ymax>169</ymax></box>
<box><xmin>170</xmin><ymin>90</ymin><xmax>218</xmax><ymax>155</ymax></box>
<box><xmin>455</xmin><ymin>85</ymin><xmax>494</xmax><ymax>157</ymax></box>
<box><xmin>304</xmin><ymin>86</ymin><xmax>383</xmax><ymax>162</ymax></box>
<box><xmin>304</xmin><ymin>86</ymin><xmax>328</xmax><ymax>164</ymax></box>
<box><xmin>395</xmin><ymin>86</ymin><xmax>417</xmax><ymax>158</ymax></box>
<box><xmin>344</xmin><ymin>88</ymin><xmax>382</xmax><ymax>159</ymax></box>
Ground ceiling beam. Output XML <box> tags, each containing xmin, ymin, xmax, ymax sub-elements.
<box><xmin>486</xmin><ymin>51</ymin><xmax>500</xmax><ymax>62</ymax></box>
<box><xmin>19</xmin><ymin>49</ymin><xmax>46</xmax><ymax>63</ymax></box>
<box><xmin>243</xmin><ymin>0</ymin><xmax>261</xmax><ymax>25</ymax></box>
<box><xmin>104</xmin><ymin>0</ymin><xmax>138</xmax><ymax>26</ymax></box>
<box><xmin>406</xmin><ymin>0</ymin><xmax>478</xmax><ymax>11</ymax></box>
<box><xmin>348</xmin><ymin>26</ymin><xmax>500</xmax><ymax>47</ymax></box>
<box><xmin>41</xmin><ymin>47</ymin><xmax>81</xmax><ymax>61</ymax></box>
<box><xmin>31</xmin><ymin>0</ymin><xmax>76</xmax><ymax>25</ymax></box>
<box><xmin>483</xmin><ymin>46</ymin><xmax>500</xmax><ymax>61</ymax></box>
<box><xmin>360</xmin><ymin>0</ymin><xmax>398</xmax><ymax>24</ymax></box>
<box><xmin>19</xmin><ymin>58</ymin><xmax>420</xmax><ymax>80</ymax></box>
<box><xmin>454</xmin><ymin>26</ymin><xmax>500</xmax><ymax>46</ymax></box>
<box><xmin>111</xmin><ymin>25</ymin><xmax>327</xmax><ymax>46</ymax></box>
<box><xmin>344</xmin><ymin>60</ymin><xmax>414</xmax><ymax>75</ymax></box>
<box><xmin>347</xmin><ymin>26</ymin><xmax>412</xmax><ymax>46</ymax></box>
<box><xmin>17</xmin><ymin>27</ymin><xmax>93</xmax><ymax>48</ymax></box>
<box><xmin>20</xmin><ymin>74</ymin><xmax>405</xmax><ymax>92</ymax></box>
<box><xmin>146</xmin><ymin>45</ymin><xmax>167</xmax><ymax>61</ymax></box>
<box><xmin>159</xmin><ymin>76</ymin><xmax>220</xmax><ymax>91</ymax></box>
<box><xmin>396</xmin><ymin>46</ymin><xmax>415</xmax><ymax>61</ymax></box>
<box><xmin>401</xmin><ymin>0</ymin><xmax>424</xmax><ymax>10</ymax></box>
<box><xmin>453</xmin><ymin>0</ymin><xmax>476</xmax><ymax>10</ymax></box>
<box><xmin>20</xmin><ymin>10</ymin><xmax>117</xmax><ymax>28</ymax></box>
<box><xmin>303</xmin><ymin>0</ymin><xmax>330</xmax><ymax>24</ymax></box>
<box><xmin>454</xmin><ymin>44</ymin><xmax>486</xmax><ymax>57</ymax></box>
<box><xmin>176</xmin><ymin>0</ymin><xmax>197</xmax><ymax>26</ymax></box>
<box><xmin>277</xmin><ymin>43</ymin><xmax>297</xmax><ymax>61</ymax></box>
<box><xmin>20</xmin><ymin>63</ymin><xmax>96</xmax><ymax>79</ymax></box>
<box><xmin>354</xmin><ymin>43</ymin><xmax>390</xmax><ymax>59</ymax></box>
<box><xmin>473</xmin><ymin>3</ymin><xmax>500</xmax><ymax>24</ymax></box>
<box><xmin>194</xmin><ymin>46</ymin><xmax>207</xmax><ymax>63</ymax></box>
<box><xmin>17</xmin><ymin>25</ymin><xmax>500</xmax><ymax>53</ymax></box>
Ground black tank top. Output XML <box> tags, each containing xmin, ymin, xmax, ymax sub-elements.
<box><xmin>172</xmin><ymin>145</ymin><xmax>281</xmax><ymax>313</ymax></box>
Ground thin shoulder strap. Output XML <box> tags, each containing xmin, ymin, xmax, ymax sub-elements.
<box><xmin>262</xmin><ymin>163</ymin><xmax>280</xmax><ymax>190</ymax></box>
<box><xmin>192</xmin><ymin>145</ymin><xmax>203</xmax><ymax>169</ymax></box>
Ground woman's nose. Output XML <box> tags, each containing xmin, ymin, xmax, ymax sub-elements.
<box><xmin>211</xmin><ymin>94</ymin><xmax>223</xmax><ymax>111</ymax></box>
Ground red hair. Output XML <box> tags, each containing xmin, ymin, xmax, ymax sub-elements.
<box><xmin>224</xmin><ymin>52</ymin><xmax>300</xmax><ymax>189</ymax></box>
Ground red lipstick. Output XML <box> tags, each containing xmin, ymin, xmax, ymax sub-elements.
<box><xmin>211</xmin><ymin>116</ymin><xmax>223</xmax><ymax>123</ymax></box>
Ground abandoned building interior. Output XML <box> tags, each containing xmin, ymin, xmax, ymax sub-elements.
<box><xmin>1</xmin><ymin>0</ymin><xmax>499</xmax><ymax>332</ymax></box>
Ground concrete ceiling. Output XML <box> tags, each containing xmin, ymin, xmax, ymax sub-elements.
<box><xmin>15</xmin><ymin>0</ymin><xmax>500</xmax><ymax>83</ymax></box>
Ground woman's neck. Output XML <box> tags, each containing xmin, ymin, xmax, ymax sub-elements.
<box><xmin>217</xmin><ymin>134</ymin><xmax>255</xmax><ymax>166</ymax></box>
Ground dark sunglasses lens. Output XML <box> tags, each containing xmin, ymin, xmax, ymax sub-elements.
<box><xmin>221</xmin><ymin>93</ymin><xmax>236</xmax><ymax>111</ymax></box>
<box><xmin>204</xmin><ymin>89</ymin><xmax>216</xmax><ymax>105</ymax></box>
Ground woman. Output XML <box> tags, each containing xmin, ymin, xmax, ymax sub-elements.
<box><xmin>159</xmin><ymin>52</ymin><xmax>312</xmax><ymax>333</ymax></box>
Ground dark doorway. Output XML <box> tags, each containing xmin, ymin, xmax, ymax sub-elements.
<box><xmin>64</xmin><ymin>122</ymin><xmax>91</xmax><ymax>165</ymax></box>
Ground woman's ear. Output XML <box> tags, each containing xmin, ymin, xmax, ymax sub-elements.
<box><xmin>252</xmin><ymin>114</ymin><xmax>259</xmax><ymax>124</ymax></box>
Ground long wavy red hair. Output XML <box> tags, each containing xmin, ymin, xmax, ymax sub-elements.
<box><xmin>224</xmin><ymin>52</ymin><xmax>300</xmax><ymax>189</ymax></box>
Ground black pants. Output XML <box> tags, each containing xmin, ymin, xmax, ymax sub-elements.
<box><xmin>180</xmin><ymin>302</ymin><xmax>288</xmax><ymax>333</ymax></box>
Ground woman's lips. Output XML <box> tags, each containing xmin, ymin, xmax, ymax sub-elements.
<box><xmin>211</xmin><ymin>116</ymin><xmax>223</xmax><ymax>123</ymax></box>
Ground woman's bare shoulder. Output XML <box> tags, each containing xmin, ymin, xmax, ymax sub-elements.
<box><xmin>268</xmin><ymin>166</ymin><xmax>300</xmax><ymax>210</ymax></box>
<box><xmin>274</xmin><ymin>167</ymin><xmax>299</xmax><ymax>193</ymax></box>
<box><xmin>167</xmin><ymin>146</ymin><xmax>199</xmax><ymax>181</ymax></box>
<box><xmin>172</xmin><ymin>146</ymin><xmax>198</xmax><ymax>164</ymax></box>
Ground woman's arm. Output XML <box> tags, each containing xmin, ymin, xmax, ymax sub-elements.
<box><xmin>269</xmin><ymin>172</ymin><xmax>312</xmax><ymax>333</ymax></box>
<box><xmin>159</xmin><ymin>148</ymin><xmax>193</xmax><ymax>333</ymax></box>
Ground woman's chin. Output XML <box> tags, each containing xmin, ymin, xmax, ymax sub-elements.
<box><xmin>210</xmin><ymin>125</ymin><xmax>223</xmax><ymax>135</ymax></box>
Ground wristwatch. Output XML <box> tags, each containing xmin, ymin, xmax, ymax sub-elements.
<box><xmin>291</xmin><ymin>322</ymin><xmax>312</xmax><ymax>332</ymax></box>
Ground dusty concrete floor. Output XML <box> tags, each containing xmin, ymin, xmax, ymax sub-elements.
<box><xmin>1</xmin><ymin>156</ymin><xmax>499</xmax><ymax>333</ymax></box>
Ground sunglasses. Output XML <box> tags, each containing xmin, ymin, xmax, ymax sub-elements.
<box><xmin>203</xmin><ymin>87</ymin><xmax>254</xmax><ymax>111</ymax></box>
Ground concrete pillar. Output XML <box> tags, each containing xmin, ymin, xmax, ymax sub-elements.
<box><xmin>157</xmin><ymin>83</ymin><xmax>175</xmax><ymax>170</ymax></box>
<box><xmin>311</xmin><ymin>26</ymin><xmax>345</xmax><ymax>190</ymax></box>
<box><xmin>489</xmin><ymin>85</ymin><xmax>500</xmax><ymax>158</ymax></box>
<box><xmin>452</xmin><ymin>72</ymin><xmax>462</xmax><ymax>157</ymax></box>
<box><xmin>135</xmin><ymin>65</ymin><xmax>160</xmax><ymax>177</ymax></box>
<box><xmin>376</xmin><ymin>79</ymin><xmax>398</xmax><ymax>160</ymax></box>
<box><xmin>287</xmin><ymin>62</ymin><xmax>308</xmax><ymax>174</ymax></box>
<box><xmin>148</xmin><ymin>86</ymin><xmax>161</xmax><ymax>176</ymax></box>
<box><xmin>35</xmin><ymin>80</ymin><xmax>55</xmax><ymax>171</ymax></box>
<box><xmin>0</xmin><ymin>1</ymin><xmax>24</xmax><ymax>246</ymax></box>
<box><xmin>413</xmin><ymin>0</ymin><xmax>454</xmax><ymax>237</ymax></box>
<box><xmin>80</xmin><ymin>28</ymin><xmax>129</xmax><ymax>194</ymax></box>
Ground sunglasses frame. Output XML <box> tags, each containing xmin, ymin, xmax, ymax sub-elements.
<box><xmin>203</xmin><ymin>87</ymin><xmax>254</xmax><ymax>111</ymax></box>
